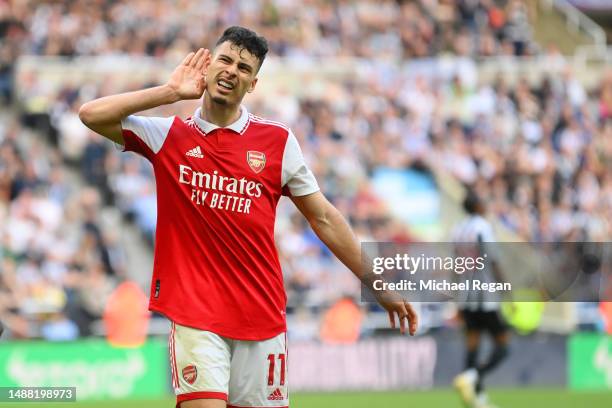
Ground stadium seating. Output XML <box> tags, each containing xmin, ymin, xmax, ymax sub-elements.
<box><xmin>0</xmin><ymin>0</ymin><xmax>610</xmax><ymax>339</ymax></box>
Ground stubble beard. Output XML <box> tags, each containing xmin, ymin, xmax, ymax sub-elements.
<box><xmin>211</xmin><ymin>95</ymin><xmax>228</xmax><ymax>105</ymax></box>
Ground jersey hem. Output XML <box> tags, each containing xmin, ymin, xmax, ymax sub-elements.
<box><xmin>150</xmin><ymin>305</ymin><xmax>287</xmax><ymax>341</ymax></box>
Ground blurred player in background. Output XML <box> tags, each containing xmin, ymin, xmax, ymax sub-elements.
<box><xmin>452</xmin><ymin>191</ymin><xmax>510</xmax><ymax>408</ymax></box>
<box><xmin>78</xmin><ymin>26</ymin><xmax>417</xmax><ymax>408</ymax></box>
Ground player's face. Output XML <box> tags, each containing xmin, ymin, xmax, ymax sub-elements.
<box><xmin>206</xmin><ymin>41</ymin><xmax>259</xmax><ymax>106</ymax></box>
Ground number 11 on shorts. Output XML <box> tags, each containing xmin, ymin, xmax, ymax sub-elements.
<box><xmin>267</xmin><ymin>353</ymin><xmax>286</xmax><ymax>386</ymax></box>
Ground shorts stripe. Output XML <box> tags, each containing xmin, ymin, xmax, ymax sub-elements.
<box><xmin>227</xmin><ymin>405</ymin><xmax>288</xmax><ymax>408</ymax></box>
<box><xmin>284</xmin><ymin>332</ymin><xmax>288</xmax><ymax>392</ymax></box>
<box><xmin>170</xmin><ymin>322</ymin><xmax>179</xmax><ymax>389</ymax></box>
<box><xmin>169</xmin><ymin>323</ymin><xmax>175</xmax><ymax>389</ymax></box>
<box><xmin>174</xmin><ymin>323</ymin><xmax>180</xmax><ymax>388</ymax></box>
<box><xmin>177</xmin><ymin>391</ymin><xmax>228</xmax><ymax>404</ymax></box>
<box><xmin>171</xmin><ymin>323</ymin><xmax>176</xmax><ymax>388</ymax></box>
<box><xmin>285</xmin><ymin>332</ymin><xmax>289</xmax><ymax>386</ymax></box>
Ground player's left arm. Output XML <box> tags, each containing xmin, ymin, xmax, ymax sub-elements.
<box><xmin>291</xmin><ymin>191</ymin><xmax>418</xmax><ymax>335</ymax></box>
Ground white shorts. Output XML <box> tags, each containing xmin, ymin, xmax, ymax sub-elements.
<box><xmin>169</xmin><ymin>322</ymin><xmax>289</xmax><ymax>408</ymax></box>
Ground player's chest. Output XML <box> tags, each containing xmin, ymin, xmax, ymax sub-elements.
<box><xmin>160</xmin><ymin>128</ymin><xmax>282</xmax><ymax>186</ymax></box>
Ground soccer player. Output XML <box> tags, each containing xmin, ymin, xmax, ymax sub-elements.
<box><xmin>79</xmin><ymin>26</ymin><xmax>417</xmax><ymax>408</ymax></box>
<box><xmin>452</xmin><ymin>191</ymin><xmax>510</xmax><ymax>408</ymax></box>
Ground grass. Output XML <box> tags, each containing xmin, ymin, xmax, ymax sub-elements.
<box><xmin>4</xmin><ymin>389</ymin><xmax>612</xmax><ymax>408</ymax></box>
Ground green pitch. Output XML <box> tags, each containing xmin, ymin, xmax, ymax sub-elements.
<box><xmin>4</xmin><ymin>389</ymin><xmax>612</xmax><ymax>408</ymax></box>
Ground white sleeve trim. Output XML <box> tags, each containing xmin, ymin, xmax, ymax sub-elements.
<box><xmin>121</xmin><ymin>115</ymin><xmax>175</xmax><ymax>154</ymax></box>
<box><xmin>281</xmin><ymin>129</ymin><xmax>319</xmax><ymax>196</ymax></box>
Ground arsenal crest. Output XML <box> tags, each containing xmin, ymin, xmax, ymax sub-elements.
<box><xmin>247</xmin><ymin>151</ymin><xmax>266</xmax><ymax>173</ymax></box>
<box><xmin>182</xmin><ymin>365</ymin><xmax>198</xmax><ymax>384</ymax></box>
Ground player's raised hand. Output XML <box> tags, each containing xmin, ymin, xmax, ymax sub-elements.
<box><xmin>167</xmin><ymin>48</ymin><xmax>211</xmax><ymax>100</ymax></box>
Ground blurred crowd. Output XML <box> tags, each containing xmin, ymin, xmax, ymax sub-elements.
<box><xmin>345</xmin><ymin>64</ymin><xmax>612</xmax><ymax>242</ymax></box>
<box><xmin>268</xmin><ymin>62</ymin><xmax>611</xmax><ymax>320</ymax></box>
<box><xmin>1</xmin><ymin>0</ymin><xmax>535</xmax><ymax>65</ymax></box>
<box><xmin>0</xmin><ymin>115</ymin><xmax>126</xmax><ymax>340</ymax></box>
<box><xmin>1</xmin><ymin>0</ymin><xmax>611</xmax><ymax>339</ymax></box>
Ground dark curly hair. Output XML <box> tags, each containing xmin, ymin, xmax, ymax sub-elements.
<box><xmin>215</xmin><ymin>26</ymin><xmax>268</xmax><ymax>70</ymax></box>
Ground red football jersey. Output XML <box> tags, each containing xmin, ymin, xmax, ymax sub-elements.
<box><xmin>120</xmin><ymin>106</ymin><xmax>319</xmax><ymax>340</ymax></box>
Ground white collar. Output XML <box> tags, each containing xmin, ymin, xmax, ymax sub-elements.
<box><xmin>192</xmin><ymin>105</ymin><xmax>250</xmax><ymax>135</ymax></box>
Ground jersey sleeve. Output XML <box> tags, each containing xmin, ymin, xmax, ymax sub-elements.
<box><xmin>120</xmin><ymin>115</ymin><xmax>175</xmax><ymax>161</ymax></box>
<box><xmin>281</xmin><ymin>129</ymin><xmax>319</xmax><ymax>197</ymax></box>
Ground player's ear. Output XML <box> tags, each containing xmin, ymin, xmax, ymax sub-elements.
<box><xmin>248</xmin><ymin>77</ymin><xmax>258</xmax><ymax>93</ymax></box>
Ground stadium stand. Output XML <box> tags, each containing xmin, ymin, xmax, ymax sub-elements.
<box><xmin>0</xmin><ymin>111</ymin><xmax>126</xmax><ymax>338</ymax></box>
<box><xmin>9</xmin><ymin>0</ymin><xmax>536</xmax><ymax>59</ymax></box>
<box><xmin>1</xmin><ymin>0</ymin><xmax>610</xmax><ymax>340</ymax></box>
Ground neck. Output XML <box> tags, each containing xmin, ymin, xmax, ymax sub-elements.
<box><xmin>200</xmin><ymin>93</ymin><xmax>241</xmax><ymax>127</ymax></box>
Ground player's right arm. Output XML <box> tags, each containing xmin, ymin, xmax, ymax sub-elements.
<box><xmin>78</xmin><ymin>48</ymin><xmax>210</xmax><ymax>145</ymax></box>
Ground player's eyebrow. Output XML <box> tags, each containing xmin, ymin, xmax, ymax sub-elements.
<box><xmin>238</xmin><ymin>61</ymin><xmax>254</xmax><ymax>73</ymax></box>
<box><xmin>218</xmin><ymin>53</ymin><xmax>233</xmax><ymax>62</ymax></box>
<box><xmin>218</xmin><ymin>53</ymin><xmax>255</xmax><ymax>73</ymax></box>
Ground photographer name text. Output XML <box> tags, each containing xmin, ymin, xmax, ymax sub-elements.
<box><xmin>373</xmin><ymin>279</ymin><xmax>511</xmax><ymax>293</ymax></box>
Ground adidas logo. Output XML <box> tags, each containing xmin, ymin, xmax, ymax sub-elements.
<box><xmin>186</xmin><ymin>146</ymin><xmax>204</xmax><ymax>158</ymax></box>
<box><xmin>267</xmin><ymin>388</ymin><xmax>284</xmax><ymax>401</ymax></box>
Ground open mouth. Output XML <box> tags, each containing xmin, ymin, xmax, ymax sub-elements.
<box><xmin>217</xmin><ymin>79</ymin><xmax>235</xmax><ymax>91</ymax></box>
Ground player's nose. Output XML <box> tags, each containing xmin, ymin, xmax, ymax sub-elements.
<box><xmin>224</xmin><ymin>63</ymin><xmax>238</xmax><ymax>77</ymax></box>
